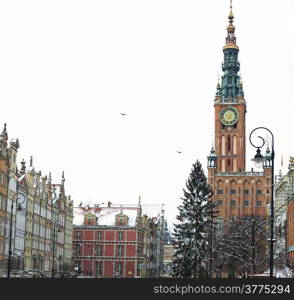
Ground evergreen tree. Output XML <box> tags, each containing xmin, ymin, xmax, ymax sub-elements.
<box><xmin>172</xmin><ymin>160</ymin><xmax>216</xmax><ymax>278</ymax></box>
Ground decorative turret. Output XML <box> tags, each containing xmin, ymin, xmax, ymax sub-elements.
<box><xmin>289</xmin><ymin>157</ymin><xmax>294</xmax><ymax>170</ymax></box>
<box><xmin>207</xmin><ymin>146</ymin><xmax>217</xmax><ymax>168</ymax></box>
<box><xmin>136</xmin><ymin>196</ymin><xmax>142</xmax><ymax>227</ymax></box>
<box><xmin>61</xmin><ymin>171</ymin><xmax>65</xmax><ymax>184</ymax></box>
<box><xmin>0</xmin><ymin>124</ymin><xmax>9</xmax><ymax>159</ymax></box>
<box><xmin>19</xmin><ymin>159</ymin><xmax>26</xmax><ymax>175</ymax></box>
<box><xmin>27</xmin><ymin>155</ymin><xmax>36</xmax><ymax>176</ymax></box>
<box><xmin>216</xmin><ymin>76</ymin><xmax>222</xmax><ymax>97</ymax></box>
<box><xmin>0</xmin><ymin>123</ymin><xmax>8</xmax><ymax>146</ymax></box>
<box><xmin>216</xmin><ymin>0</ymin><xmax>244</xmax><ymax>102</ymax></box>
<box><xmin>59</xmin><ymin>171</ymin><xmax>65</xmax><ymax>196</ymax></box>
<box><xmin>48</xmin><ymin>172</ymin><xmax>52</xmax><ymax>184</ymax></box>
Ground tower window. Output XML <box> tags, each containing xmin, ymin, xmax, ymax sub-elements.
<box><xmin>256</xmin><ymin>190</ymin><xmax>262</xmax><ymax>195</ymax></box>
<box><xmin>217</xmin><ymin>189</ymin><xmax>223</xmax><ymax>194</ymax></box>
<box><xmin>243</xmin><ymin>200</ymin><xmax>249</xmax><ymax>207</ymax></box>
<box><xmin>227</xmin><ymin>159</ymin><xmax>231</xmax><ymax>171</ymax></box>
<box><xmin>243</xmin><ymin>189</ymin><xmax>249</xmax><ymax>195</ymax></box>
<box><xmin>217</xmin><ymin>200</ymin><xmax>223</xmax><ymax>206</ymax></box>
<box><xmin>230</xmin><ymin>189</ymin><xmax>236</xmax><ymax>195</ymax></box>
<box><xmin>228</xmin><ymin>136</ymin><xmax>231</xmax><ymax>152</ymax></box>
<box><xmin>230</xmin><ymin>200</ymin><xmax>236</xmax><ymax>207</ymax></box>
<box><xmin>256</xmin><ymin>201</ymin><xmax>262</xmax><ymax>207</ymax></box>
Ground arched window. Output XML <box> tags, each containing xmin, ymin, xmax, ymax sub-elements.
<box><xmin>221</xmin><ymin>159</ymin><xmax>226</xmax><ymax>172</ymax></box>
<box><xmin>84</xmin><ymin>213</ymin><xmax>96</xmax><ymax>226</ymax></box>
<box><xmin>221</xmin><ymin>136</ymin><xmax>226</xmax><ymax>155</ymax></box>
<box><xmin>228</xmin><ymin>136</ymin><xmax>231</xmax><ymax>152</ymax></box>
<box><xmin>227</xmin><ymin>159</ymin><xmax>231</xmax><ymax>171</ymax></box>
<box><xmin>233</xmin><ymin>159</ymin><xmax>237</xmax><ymax>172</ymax></box>
<box><xmin>233</xmin><ymin>136</ymin><xmax>237</xmax><ymax>154</ymax></box>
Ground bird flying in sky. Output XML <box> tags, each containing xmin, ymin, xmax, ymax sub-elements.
<box><xmin>176</xmin><ymin>151</ymin><xmax>182</xmax><ymax>154</ymax></box>
<box><xmin>119</xmin><ymin>112</ymin><xmax>127</xmax><ymax>116</ymax></box>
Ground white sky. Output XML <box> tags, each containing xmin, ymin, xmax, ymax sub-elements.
<box><xmin>1</xmin><ymin>0</ymin><xmax>294</xmax><ymax>230</ymax></box>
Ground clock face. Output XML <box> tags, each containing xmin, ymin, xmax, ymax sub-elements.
<box><xmin>220</xmin><ymin>106</ymin><xmax>239</xmax><ymax>126</ymax></box>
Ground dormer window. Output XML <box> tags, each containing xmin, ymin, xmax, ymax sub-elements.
<box><xmin>115</xmin><ymin>213</ymin><xmax>129</xmax><ymax>226</ymax></box>
<box><xmin>84</xmin><ymin>213</ymin><xmax>96</xmax><ymax>226</ymax></box>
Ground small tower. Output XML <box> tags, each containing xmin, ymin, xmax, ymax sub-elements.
<box><xmin>27</xmin><ymin>155</ymin><xmax>36</xmax><ymax>176</ymax></box>
<box><xmin>8</xmin><ymin>138</ymin><xmax>20</xmax><ymax>173</ymax></box>
<box><xmin>0</xmin><ymin>123</ymin><xmax>8</xmax><ymax>150</ymax></box>
<box><xmin>136</xmin><ymin>196</ymin><xmax>142</xmax><ymax>227</ymax></box>
<box><xmin>19</xmin><ymin>159</ymin><xmax>26</xmax><ymax>175</ymax></box>
<box><xmin>207</xmin><ymin>146</ymin><xmax>217</xmax><ymax>169</ymax></box>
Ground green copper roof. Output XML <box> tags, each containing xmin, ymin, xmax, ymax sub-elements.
<box><xmin>216</xmin><ymin>1</ymin><xmax>244</xmax><ymax>101</ymax></box>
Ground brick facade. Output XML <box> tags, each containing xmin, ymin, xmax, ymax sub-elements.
<box><xmin>73</xmin><ymin>203</ymin><xmax>164</xmax><ymax>278</ymax></box>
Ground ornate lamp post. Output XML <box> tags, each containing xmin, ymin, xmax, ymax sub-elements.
<box><xmin>7</xmin><ymin>191</ymin><xmax>26</xmax><ymax>278</ymax></box>
<box><xmin>249</xmin><ymin>127</ymin><xmax>275</xmax><ymax>278</ymax></box>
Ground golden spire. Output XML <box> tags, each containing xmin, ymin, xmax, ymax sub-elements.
<box><xmin>229</xmin><ymin>0</ymin><xmax>234</xmax><ymax>24</ymax></box>
<box><xmin>224</xmin><ymin>0</ymin><xmax>238</xmax><ymax>50</ymax></box>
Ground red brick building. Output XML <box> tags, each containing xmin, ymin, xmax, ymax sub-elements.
<box><xmin>207</xmin><ymin>3</ymin><xmax>271</xmax><ymax>223</ymax></box>
<box><xmin>72</xmin><ymin>201</ymin><xmax>164</xmax><ymax>278</ymax></box>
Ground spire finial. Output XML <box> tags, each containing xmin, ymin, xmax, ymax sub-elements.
<box><xmin>61</xmin><ymin>171</ymin><xmax>65</xmax><ymax>184</ymax></box>
<box><xmin>224</xmin><ymin>0</ymin><xmax>238</xmax><ymax>49</ymax></box>
<box><xmin>217</xmin><ymin>74</ymin><xmax>220</xmax><ymax>87</ymax></box>
<box><xmin>1</xmin><ymin>123</ymin><xmax>7</xmax><ymax>137</ymax></box>
<box><xmin>20</xmin><ymin>159</ymin><xmax>26</xmax><ymax>173</ymax></box>
<box><xmin>229</xmin><ymin>0</ymin><xmax>234</xmax><ymax>22</ymax></box>
<box><xmin>239</xmin><ymin>73</ymin><xmax>243</xmax><ymax>86</ymax></box>
<box><xmin>30</xmin><ymin>156</ymin><xmax>33</xmax><ymax>167</ymax></box>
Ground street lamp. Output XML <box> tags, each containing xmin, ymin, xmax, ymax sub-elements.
<box><xmin>7</xmin><ymin>190</ymin><xmax>26</xmax><ymax>278</ymax></box>
<box><xmin>249</xmin><ymin>126</ymin><xmax>275</xmax><ymax>278</ymax></box>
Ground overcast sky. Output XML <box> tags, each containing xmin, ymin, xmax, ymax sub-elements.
<box><xmin>1</xmin><ymin>0</ymin><xmax>294</xmax><ymax>229</ymax></box>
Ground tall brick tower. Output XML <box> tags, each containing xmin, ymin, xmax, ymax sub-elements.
<box><xmin>207</xmin><ymin>1</ymin><xmax>271</xmax><ymax>222</ymax></box>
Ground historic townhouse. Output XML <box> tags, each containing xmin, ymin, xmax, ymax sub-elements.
<box><xmin>0</xmin><ymin>124</ymin><xmax>9</xmax><ymax>274</ymax></box>
<box><xmin>0</xmin><ymin>123</ymin><xmax>74</xmax><ymax>277</ymax></box>
<box><xmin>73</xmin><ymin>201</ymin><xmax>164</xmax><ymax>278</ymax></box>
<box><xmin>275</xmin><ymin>157</ymin><xmax>294</xmax><ymax>264</ymax></box>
